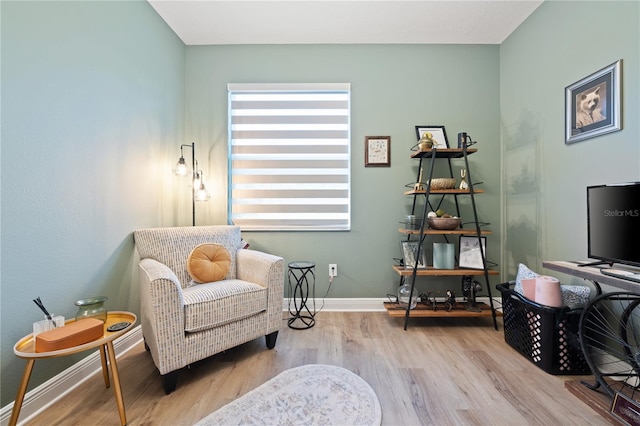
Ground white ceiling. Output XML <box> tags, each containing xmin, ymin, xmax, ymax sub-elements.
<box><xmin>148</xmin><ymin>0</ymin><xmax>544</xmax><ymax>45</ymax></box>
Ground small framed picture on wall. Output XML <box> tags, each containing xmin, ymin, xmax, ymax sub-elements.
<box><xmin>365</xmin><ymin>136</ymin><xmax>391</xmax><ymax>167</ymax></box>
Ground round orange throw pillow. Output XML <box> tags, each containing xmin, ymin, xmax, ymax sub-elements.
<box><xmin>187</xmin><ymin>243</ymin><xmax>231</xmax><ymax>284</ymax></box>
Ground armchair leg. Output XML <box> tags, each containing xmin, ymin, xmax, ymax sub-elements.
<box><xmin>161</xmin><ymin>371</ymin><xmax>179</xmax><ymax>395</ymax></box>
<box><xmin>265</xmin><ymin>331</ymin><xmax>279</xmax><ymax>349</ymax></box>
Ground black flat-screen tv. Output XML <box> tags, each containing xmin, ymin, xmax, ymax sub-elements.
<box><xmin>587</xmin><ymin>182</ymin><xmax>640</xmax><ymax>267</ymax></box>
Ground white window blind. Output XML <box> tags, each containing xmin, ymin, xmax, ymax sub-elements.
<box><xmin>228</xmin><ymin>83</ymin><xmax>351</xmax><ymax>231</ymax></box>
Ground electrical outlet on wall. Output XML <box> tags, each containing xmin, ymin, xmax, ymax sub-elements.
<box><xmin>329</xmin><ymin>264</ymin><xmax>338</xmax><ymax>278</ymax></box>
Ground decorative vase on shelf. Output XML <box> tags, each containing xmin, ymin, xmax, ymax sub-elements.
<box><xmin>418</xmin><ymin>132</ymin><xmax>435</xmax><ymax>151</ymax></box>
<box><xmin>398</xmin><ymin>283</ymin><xmax>418</xmax><ymax>309</ymax></box>
<box><xmin>459</xmin><ymin>169</ymin><xmax>469</xmax><ymax>190</ymax></box>
<box><xmin>75</xmin><ymin>296</ymin><xmax>108</xmax><ymax>322</ymax></box>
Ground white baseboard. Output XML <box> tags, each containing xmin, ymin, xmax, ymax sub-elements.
<box><xmin>283</xmin><ymin>297</ymin><xmax>389</xmax><ymax>312</ymax></box>
<box><xmin>0</xmin><ymin>325</ymin><xmax>143</xmax><ymax>426</ymax></box>
<box><xmin>282</xmin><ymin>296</ymin><xmax>501</xmax><ymax>312</ymax></box>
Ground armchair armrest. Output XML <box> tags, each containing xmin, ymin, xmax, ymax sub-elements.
<box><xmin>236</xmin><ymin>249</ymin><xmax>284</xmax><ymax>334</ymax></box>
<box><xmin>138</xmin><ymin>258</ymin><xmax>187</xmax><ymax>374</ymax></box>
<box><xmin>236</xmin><ymin>249</ymin><xmax>283</xmax><ymax>286</ymax></box>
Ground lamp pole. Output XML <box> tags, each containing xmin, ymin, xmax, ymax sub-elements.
<box><xmin>176</xmin><ymin>142</ymin><xmax>196</xmax><ymax>226</ymax></box>
<box><xmin>175</xmin><ymin>142</ymin><xmax>209</xmax><ymax>226</ymax></box>
<box><xmin>188</xmin><ymin>142</ymin><xmax>195</xmax><ymax>226</ymax></box>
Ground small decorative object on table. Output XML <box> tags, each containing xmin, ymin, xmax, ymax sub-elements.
<box><xmin>420</xmin><ymin>292</ymin><xmax>437</xmax><ymax>311</ymax></box>
<box><xmin>427</xmin><ymin>216</ymin><xmax>461</xmax><ymax>230</ymax></box>
<box><xmin>107</xmin><ymin>322</ymin><xmax>131</xmax><ymax>332</ymax></box>
<box><xmin>426</xmin><ymin>209</ymin><xmax>461</xmax><ymax>230</ymax></box>
<box><xmin>398</xmin><ymin>282</ymin><xmax>418</xmax><ymax>309</ymax></box>
<box><xmin>35</xmin><ymin>318</ymin><xmax>104</xmax><ymax>352</ymax></box>
<box><xmin>418</xmin><ymin>132</ymin><xmax>435</xmax><ymax>151</ymax></box>
<box><xmin>404</xmin><ymin>215</ymin><xmax>420</xmax><ymax>230</ymax></box>
<box><xmin>459</xmin><ymin>169</ymin><xmax>469</xmax><ymax>190</ymax></box>
<box><xmin>413</xmin><ymin>167</ymin><xmax>425</xmax><ymax>191</ymax></box>
<box><xmin>32</xmin><ymin>297</ymin><xmax>64</xmax><ymax>336</ymax></box>
<box><xmin>433</xmin><ymin>243</ymin><xmax>455</xmax><ymax>269</ymax></box>
<box><xmin>444</xmin><ymin>290</ymin><xmax>456</xmax><ymax>311</ymax></box>
<box><xmin>75</xmin><ymin>296</ymin><xmax>108</xmax><ymax>322</ymax></box>
<box><xmin>428</xmin><ymin>177</ymin><xmax>456</xmax><ymax>190</ymax></box>
<box><xmin>457</xmin><ymin>132</ymin><xmax>468</xmax><ymax>148</ymax></box>
<box><xmin>462</xmin><ymin>276</ymin><xmax>483</xmax><ymax>312</ymax></box>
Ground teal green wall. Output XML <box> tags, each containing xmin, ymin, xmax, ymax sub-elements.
<box><xmin>500</xmin><ymin>0</ymin><xmax>640</xmax><ymax>282</ymax></box>
<box><xmin>0</xmin><ymin>1</ymin><xmax>185</xmax><ymax>405</ymax></box>
<box><xmin>184</xmin><ymin>44</ymin><xmax>502</xmax><ymax>299</ymax></box>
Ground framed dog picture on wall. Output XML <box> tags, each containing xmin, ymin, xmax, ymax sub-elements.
<box><xmin>565</xmin><ymin>60</ymin><xmax>621</xmax><ymax>144</ymax></box>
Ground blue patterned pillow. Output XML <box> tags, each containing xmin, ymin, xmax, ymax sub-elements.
<box><xmin>560</xmin><ymin>285</ymin><xmax>591</xmax><ymax>309</ymax></box>
<box><xmin>514</xmin><ymin>263</ymin><xmax>538</xmax><ymax>294</ymax></box>
<box><xmin>513</xmin><ymin>263</ymin><xmax>591</xmax><ymax>308</ymax></box>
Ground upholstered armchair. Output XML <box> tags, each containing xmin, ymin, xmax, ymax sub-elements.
<box><xmin>133</xmin><ymin>225</ymin><xmax>284</xmax><ymax>394</ymax></box>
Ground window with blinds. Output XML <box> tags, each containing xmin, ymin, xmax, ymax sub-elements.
<box><xmin>228</xmin><ymin>83</ymin><xmax>351</xmax><ymax>231</ymax></box>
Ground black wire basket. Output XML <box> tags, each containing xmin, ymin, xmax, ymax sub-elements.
<box><xmin>496</xmin><ymin>281</ymin><xmax>590</xmax><ymax>375</ymax></box>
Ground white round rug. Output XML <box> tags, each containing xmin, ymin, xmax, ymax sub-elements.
<box><xmin>194</xmin><ymin>364</ymin><xmax>382</xmax><ymax>426</ymax></box>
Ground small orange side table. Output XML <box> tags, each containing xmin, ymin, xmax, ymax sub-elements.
<box><xmin>10</xmin><ymin>311</ymin><xmax>136</xmax><ymax>426</ymax></box>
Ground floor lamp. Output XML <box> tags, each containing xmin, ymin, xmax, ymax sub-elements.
<box><xmin>173</xmin><ymin>142</ymin><xmax>210</xmax><ymax>226</ymax></box>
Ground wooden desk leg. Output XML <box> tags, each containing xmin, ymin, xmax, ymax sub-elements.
<box><xmin>9</xmin><ymin>359</ymin><xmax>36</xmax><ymax>426</ymax></box>
<box><xmin>106</xmin><ymin>341</ymin><xmax>127</xmax><ymax>425</ymax></box>
<box><xmin>100</xmin><ymin>344</ymin><xmax>110</xmax><ymax>388</ymax></box>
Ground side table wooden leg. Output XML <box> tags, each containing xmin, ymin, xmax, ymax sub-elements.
<box><xmin>9</xmin><ymin>359</ymin><xmax>36</xmax><ymax>426</ymax></box>
<box><xmin>106</xmin><ymin>341</ymin><xmax>127</xmax><ymax>425</ymax></box>
<box><xmin>100</xmin><ymin>344</ymin><xmax>110</xmax><ymax>388</ymax></box>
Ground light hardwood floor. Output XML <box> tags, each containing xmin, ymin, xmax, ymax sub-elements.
<box><xmin>25</xmin><ymin>312</ymin><xmax>608</xmax><ymax>425</ymax></box>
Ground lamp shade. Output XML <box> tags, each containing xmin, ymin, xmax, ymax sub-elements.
<box><xmin>173</xmin><ymin>157</ymin><xmax>189</xmax><ymax>176</ymax></box>
<box><xmin>195</xmin><ymin>183</ymin><xmax>210</xmax><ymax>201</ymax></box>
<box><xmin>193</xmin><ymin>171</ymin><xmax>202</xmax><ymax>189</ymax></box>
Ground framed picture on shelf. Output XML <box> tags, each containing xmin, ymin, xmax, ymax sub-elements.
<box><xmin>415</xmin><ymin>125</ymin><xmax>449</xmax><ymax>149</ymax></box>
<box><xmin>364</xmin><ymin>136</ymin><xmax>391</xmax><ymax>167</ymax></box>
<box><xmin>458</xmin><ymin>236</ymin><xmax>487</xmax><ymax>269</ymax></box>
<box><xmin>401</xmin><ymin>241</ymin><xmax>427</xmax><ymax>269</ymax></box>
<box><xmin>565</xmin><ymin>60</ymin><xmax>621</xmax><ymax>144</ymax></box>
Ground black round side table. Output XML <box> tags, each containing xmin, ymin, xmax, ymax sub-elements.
<box><xmin>287</xmin><ymin>261</ymin><xmax>316</xmax><ymax>329</ymax></box>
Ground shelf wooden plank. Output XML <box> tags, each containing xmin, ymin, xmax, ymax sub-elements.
<box><xmin>398</xmin><ymin>228</ymin><xmax>492</xmax><ymax>236</ymax></box>
<box><xmin>410</xmin><ymin>148</ymin><xmax>477</xmax><ymax>159</ymax></box>
<box><xmin>383</xmin><ymin>301</ymin><xmax>500</xmax><ymax>318</ymax></box>
<box><xmin>404</xmin><ymin>188</ymin><xmax>485</xmax><ymax>195</ymax></box>
<box><xmin>392</xmin><ymin>265</ymin><xmax>499</xmax><ymax>276</ymax></box>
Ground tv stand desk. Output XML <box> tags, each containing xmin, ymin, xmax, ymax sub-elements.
<box><xmin>543</xmin><ymin>261</ymin><xmax>640</xmax><ymax>292</ymax></box>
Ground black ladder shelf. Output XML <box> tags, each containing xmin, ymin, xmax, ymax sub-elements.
<box><xmin>390</xmin><ymin>142</ymin><xmax>499</xmax><ymax>330</ymax></box>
